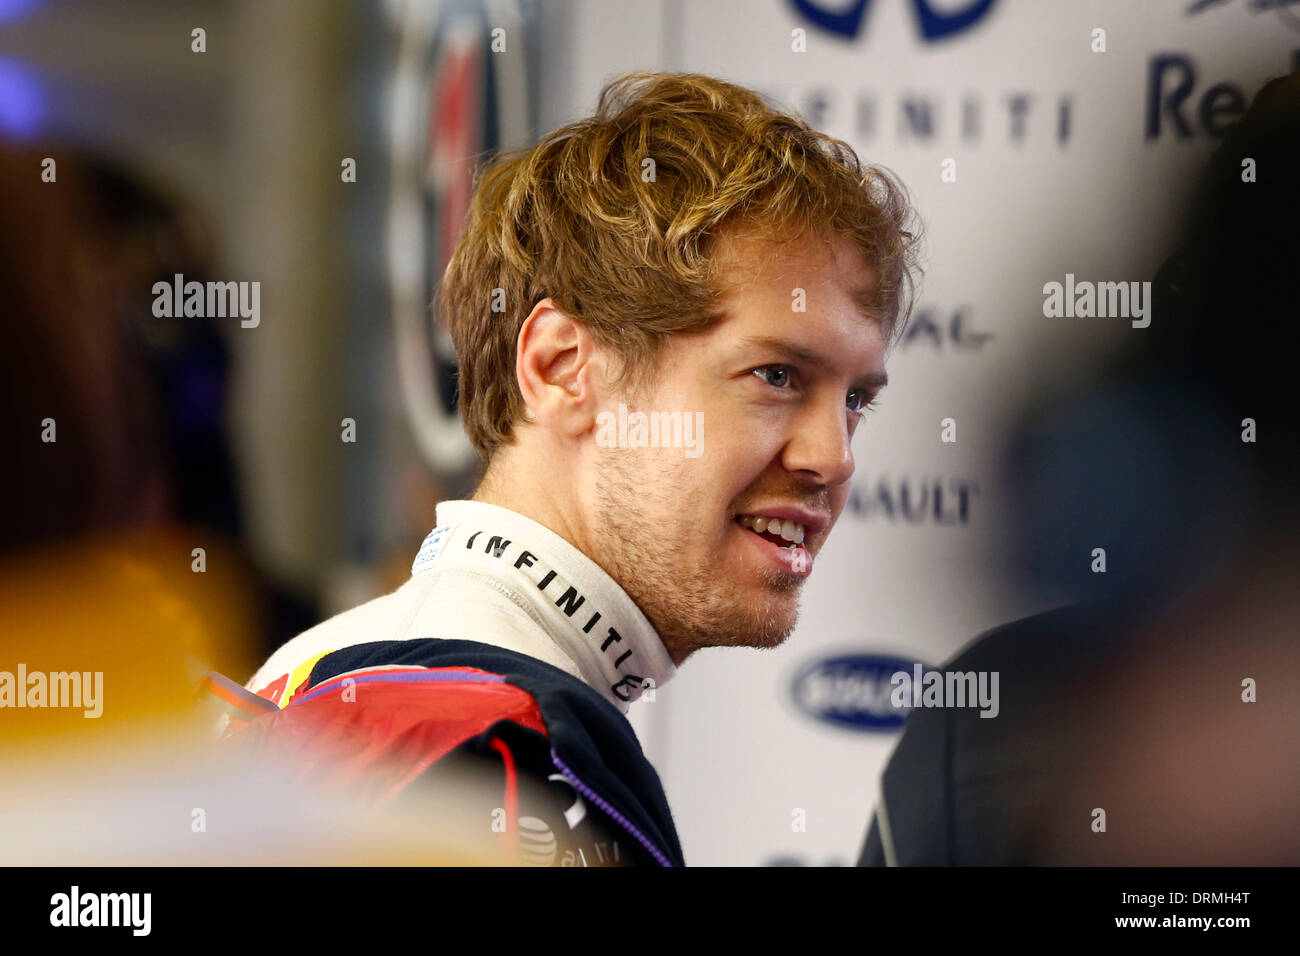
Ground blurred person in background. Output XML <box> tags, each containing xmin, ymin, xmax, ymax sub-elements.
<box><xmin>857</xmin><ymin>68</ymin><xmax>1300</xmax><ymax>866</ymax></box>
<box><xmin>0</xmin><ymin>143</ymin><xmax>305</xmax><ymax>739</ymax></box>
<box><xmin>0</xmin><ymin>145</ymin><xmax>480</xmax><ymax>866</ymax></box>
<box><xmin>222</xmin><ymin>71</ymin><xmax>920</xmax><ymax>867</ymax></box>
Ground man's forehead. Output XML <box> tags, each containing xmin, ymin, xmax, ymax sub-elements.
<box><xmin>712</xmin><ymin>226</ymin><xmax>880</xmax><ymax>316</ymax></box>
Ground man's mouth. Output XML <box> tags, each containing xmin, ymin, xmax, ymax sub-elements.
<box><xmin>735</xmin><ymin>513</ymin><xmax>806</xmax><ymax>547</ymax></box>
<box><xmin>732</xmin><ymin>513</ymin><xmax>814</xmax><ymax>577</ymax></box>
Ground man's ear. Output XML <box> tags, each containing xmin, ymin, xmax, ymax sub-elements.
<box><xmin>515</xmin><ymin>298</ymin><xmax>598</xmax><ymax>437</ymax></box>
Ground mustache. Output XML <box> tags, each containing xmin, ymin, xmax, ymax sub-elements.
<box><xmin>733</xmin><ymin>488</ymin><xmax>831</xmax><ymax>515</ymax></box>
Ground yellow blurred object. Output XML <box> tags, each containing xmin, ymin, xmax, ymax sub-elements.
<box><xmin>0</xmin><ymin>525</ymin><xmax>261</xmax><ymax>744</ymax></box>
<box><xmin>0</xmin><ymin>528</ymin><xmax>506</xmax><ymax>864</ymax></box>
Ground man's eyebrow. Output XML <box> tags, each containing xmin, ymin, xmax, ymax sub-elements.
<box><xmin>847</xmin><ymin>285</ymin><xmax>882</xmax><ymax>323</ymax></box>
<box><xmin>739</xmin><ymin>335</ymin><xmax>888</xmax><ymax>389</ymax></box>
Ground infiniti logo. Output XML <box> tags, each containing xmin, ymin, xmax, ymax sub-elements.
<box><xmin>789</xmin><ymin>0</ymin><xmax>999</xmax><ymax>42</ymax></box>
<box><xmin>1187</xmin><ymin>0</ymin><xmax>1300</xmax><ymax>34</ymax></box>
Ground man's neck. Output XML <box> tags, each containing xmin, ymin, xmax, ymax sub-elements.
<box><xmin>472</xmin><ymin>460</ymin><xmax>586</xmax><ymax>561</ymax></box>
<box><xmin>468</xmin><ymin>465</ymin><xmax>692</xmax><ymax>668</ymax></box>
<box><xmin>423</xmin><ymin>497</ymin><xmax>680</xmax><ymax>705</ymax></box>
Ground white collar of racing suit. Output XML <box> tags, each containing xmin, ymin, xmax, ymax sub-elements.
<box><xmin>411</xmin><ymin>499</ymin><xmax>677</xmax><ymax>713</ymax></box>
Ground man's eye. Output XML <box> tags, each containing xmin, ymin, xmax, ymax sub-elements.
<box><xmin>753</xmin><ymin>365</ymin><xmax>792</xmax><ymax>388</ymax></box>
<box><xmin>847</xmin><ymin>390</ymin><xmax>880</xmax><ymax>415</ymax></box>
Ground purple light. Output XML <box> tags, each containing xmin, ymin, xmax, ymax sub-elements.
<box><xmin>0</xmin><ymin>0</ymin><xmax>42</xmax><ymax>23</ymax></box>
<box><xmin>0</xmin><ymin>58</ymin><xmax>45</xmax><ymax>138</ymax></box>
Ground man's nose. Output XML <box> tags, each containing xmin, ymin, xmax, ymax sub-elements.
<box><xmin>781</xmin><ymin>396</ymin><xmax>855</xmax><ymax>487</ymax></box>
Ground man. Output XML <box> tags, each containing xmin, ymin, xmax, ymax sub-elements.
<box><xmin>228</xmin><ymin>71</ymin><xmax>919</xmax><ymax>866</ymax></box>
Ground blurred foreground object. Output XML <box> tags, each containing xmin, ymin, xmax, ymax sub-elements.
<box><xmin>859</xmin><ymin>69</ymin><xmax>1300</xmax><ymax>865</ymax></box>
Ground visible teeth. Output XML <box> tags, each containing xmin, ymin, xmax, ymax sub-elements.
<box><xmin>738</xmin><ymin>514</ymin><xmax>806</xmax><ymax>542</ymax></box>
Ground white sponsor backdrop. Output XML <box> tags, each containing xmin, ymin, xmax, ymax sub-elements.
<box><xmin>540</xmin><ymin>0</ymin><xmax>1300</xmax><ymax>865</ymax></box>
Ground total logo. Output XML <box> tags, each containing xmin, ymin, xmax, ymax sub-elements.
<box><xmin>789</xmin><ymin>0</ymin><xmax>998</xmax><ymax>43</ymax></box>
<box><xmin>791</xmin><ymin>653</ymin><xmax>930</xmax><ymax>732</ymax></box>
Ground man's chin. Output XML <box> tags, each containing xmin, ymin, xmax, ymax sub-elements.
<box><xmin>721</xmin><ymin>599</ymin><xmax>800</xmax><ymax>650</ymax></box>
<box><xmin>739</xmin><ymin>628</ymin><xmax>795</xmax><ymax>650</ymax></box>
<box><xmin>715</xmin><ymin>628</ymin><xmax>794</xmax><ymax>652</ymax></box>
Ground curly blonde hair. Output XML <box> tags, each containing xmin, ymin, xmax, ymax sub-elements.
<box><xmin>438</xmin><ymin>71</ymin><xmax>922</xmax><ymax>464</ymax></box>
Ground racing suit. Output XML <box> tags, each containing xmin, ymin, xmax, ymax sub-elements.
<box><xmin>226</xmin><ymin>499</ymin><xmax>684</xmax><ymax>866</ymax></box>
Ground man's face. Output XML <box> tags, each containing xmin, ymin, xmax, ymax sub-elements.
<box><xmin>583</xmin><ymin>230</ymin><xmax>889</xmax><ymax>665</ymax></box>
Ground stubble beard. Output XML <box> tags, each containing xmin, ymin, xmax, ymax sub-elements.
<box><xmin>589</xmin><ymin>446</ymin><xmax>803</xmax><ymax>663</ymax></box>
